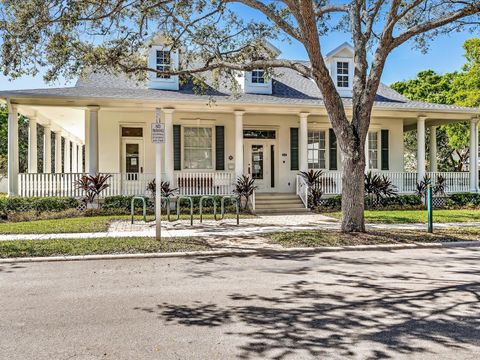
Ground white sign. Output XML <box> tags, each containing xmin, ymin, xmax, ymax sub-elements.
<box><xmin>151</xmin><ymin>123</ymin><xmax>165</xmax><ymax>144</ymax></box>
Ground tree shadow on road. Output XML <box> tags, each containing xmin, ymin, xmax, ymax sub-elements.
<box><xmin>135</xmin><ymin>253</ymin><xmax>480</xmax><ymax>359</ymax></box>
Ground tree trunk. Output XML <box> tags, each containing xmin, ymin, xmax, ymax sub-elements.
<box><xmin>340</xmin><ymin>140</ymin><xmax>366</xmax><ymax>233</ymax></box>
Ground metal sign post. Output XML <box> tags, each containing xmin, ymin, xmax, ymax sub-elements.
<box><xmin>152</xmin><ymin>110</ymin><xmax>165</xmax><ymax>240</ymax></box>
<box><xmin>427</xmin><ymin>185</ymin><xmax>433</xmax><ymax>233</ymax></box>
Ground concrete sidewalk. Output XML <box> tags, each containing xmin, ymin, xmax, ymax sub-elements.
<box><xmin>1</xmin><ymin>213</ymin><xmax>480</xmax><ymax>241</ymax></box>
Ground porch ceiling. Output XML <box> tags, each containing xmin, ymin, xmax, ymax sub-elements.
<box><xmin>18</xmin><ymin>105</ymin><xmax>85</xmax><ymax>142</ymax></box>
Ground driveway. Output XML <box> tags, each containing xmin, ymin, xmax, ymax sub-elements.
<box><xmin>1</xmin><ymin>247</ymin><xmax>479</xmax><ymax>359</ymax></box>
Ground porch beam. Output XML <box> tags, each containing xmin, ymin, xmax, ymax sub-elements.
<box><xmin>55</xmin><ymin>131</ymin><xmax>62</xmax><ymax>173</ymax></box>
<box><xmin>43</xmin><ymin>124</ymin><xmax>52</xmax><ymax>173</ymax></box>
<box><xmin>163</xmin><ymin>108</ymin><xmax>175</xmax><ymax>183</ymax></box>
<box><xmin>86</xmin><ymin>106</ymin><xmax>100</xmax><ymax>175</ymax></box>
<box><xmin>417</xmin><ymin>116</ymin><xmax>427</xmax><ymax>182</ymax></box>
<box><xmin>234</xmin><ymin>111</ymin><xmax>244</xmax><ymax>180</ymax></box>
<box><xmin>470</xmin><ymin>117</ymin><xmax>479</xmax><ymax>192</ymax></box>
<box><xmin>28</xmin><ymin>117</ymin><xmax>38</xmax><ymax>173</ymax></box>
<box><xmin>7</xmin><ymin>101</ymin><xmax>19</xmax><ymax>196</ymax></box>
<box><xmin>299</xmin><ymin>112</ymin><xmax>309</xmax><ymax>172</ymax></box>
<box><xmin>429</xmin><ymin>126</ymin><xmax>437</xmax><ymax>172</ymax></box>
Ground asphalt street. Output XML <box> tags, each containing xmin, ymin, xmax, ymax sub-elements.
<box><xmin>1</xmin><ymin>247</ymin><xmax>480</xmax><ymax>359</ymax></box>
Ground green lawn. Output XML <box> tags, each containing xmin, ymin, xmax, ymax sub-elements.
<box><xmin>0</xmin><ymin>237</ymin><xmax>211</xmax><ymax>258</ymax></box>
<box><xmin>0</xmin><ymin>213</ymin><xmax>252</xmax><ymax>235</ymax></box>
<box><xmin>268</xmin><ymin>227</ymin><xmax>480</xmax><ymax>248</ymax></box>
<box><xmin>327</xmin><ymin>209</ymin><xmax>480</xmax><ymax>224</ymax></box>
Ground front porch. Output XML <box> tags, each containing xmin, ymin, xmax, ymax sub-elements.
<box><xmin>4</xmin><ymin>100</ymin><xmax>479</xmax><ymax>204</ymax></box>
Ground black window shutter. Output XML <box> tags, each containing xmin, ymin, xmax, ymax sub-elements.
<box><xmin>215</xmin><ymin>126</ymin><xmax>225</xmax><ymax>170</ymax></box>
<box><xmin>290</xmin><ymin>128</ymin><xmax>299</xmax><ymax>171</ymax></box>
<box><xmin>381</xmin><ymin>129</ymin><xmax>389</xmax><ymax>170</ymax></box>
<box><xmin>329</xmin><ymin>128</ymin><xmax>338</xmax><ymax>170</ymax></box>
<box><xmin>173</xmin><ymin>125</ymin><xmax>181</xmax><ymax>171</ymax></box>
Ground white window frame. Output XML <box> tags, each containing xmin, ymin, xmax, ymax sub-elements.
<box><xmin>307</xmin><ymin>126</ymin><xmax>331</xmax><ymax>170</ymax></box>
<box><xmin>251</xmin><ymin>69</ymin><xmax>266</xmax><ymax>84</ymax></box>
<box><xmin>307</xmin><ymin>129</ymin><xmax>328</xmax><ymax>170</ymax></box>
<box><xmin>331</xmin><ymin>57</ymin><xmax>353</xmax><ymax>93</ymax></box>
<box><xmin>336</xmin><ymin>61</ymin><xmax>349</xmax><ymax>88</ymax></box>
<box><xmin>155</xmin><ymin>50</ymin><xmax>171</xmax><ymax>79</ymax></box>
<box><xmin>366</xmin><ymin>130</ymin><xmax>381</xmax><ymax>171</ymax></box>
<box><xmin>181</xmin><ymin>125</ymin><xmax>216</xmax><ymax>171</ymax></box>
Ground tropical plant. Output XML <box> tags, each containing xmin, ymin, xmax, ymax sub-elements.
<box><xmin>364</xmin><ymin>172</ymin><xmax>398</xmax><ymax>206</ymax></box>
<box><xmin>434</xmin><ymin>174</ymin><xmax>447</xmax><ymax>196</ymax></box>
<box><xmin>415</xmin><ymin>174</ymin><xmax>432</xmax><ymax>197</ymax></box>
<box><xmin>299</xmin><ymin>170</ymin><xmax>324</xmax><ymax>209</ymax></box>
<box><xmin>146</xmin><ymin>179</ymin><xmax>178</xmax><ymax>199</ymax></box>
<box><xmin>74</xmin><ymin>173</ymin><xmax>112</xmax><ymax>205</ymax></box>
<box><xmin>233</xmin><ymin>175</ymin><xmax>257</xmax><ymax>211</ymax></box>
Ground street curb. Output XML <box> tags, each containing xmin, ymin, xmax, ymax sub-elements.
<box><xmin>1</xmin><ymin>240</ymin><xmax>479</xmax><ymax>264</ymax></box>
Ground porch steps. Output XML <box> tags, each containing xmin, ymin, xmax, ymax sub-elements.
<box><xmin>254</xmin><ymin>193</ymin><xmax>310</xmax><ymax>215</ymax></box>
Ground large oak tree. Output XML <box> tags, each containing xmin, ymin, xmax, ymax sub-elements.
<box><xmin>1</xmin><ymin>0</ymin><xmax>479</xmax><ymax>232</ymax></box>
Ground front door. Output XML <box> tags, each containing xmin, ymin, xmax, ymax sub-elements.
<box><xmin>244</xmin><ymin>141</ymin><xmax>275</xmax><ymax>192</ymax></box>
<box><xmin>122</xmin><ymin>139</ymin><xmax>144</xmax><ymax>181</ymax></box>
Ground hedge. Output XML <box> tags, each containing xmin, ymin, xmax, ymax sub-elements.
<box><xmin>0</xmin><ymin>197</ymin><xmax>80</xmax><ymax>217</ymax></box>
<box><xmin>317</xmin><ymin>194</ymin><xmax>423</xmax><ymax>211</ymax></box>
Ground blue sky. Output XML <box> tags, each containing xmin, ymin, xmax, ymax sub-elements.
<box><xmin>0</xmin><ymin>7</ymin><xmax>473</xmax><ymax>91</ymax></box>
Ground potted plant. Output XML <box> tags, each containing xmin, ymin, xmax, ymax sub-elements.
<box><xmin>233</xmin><ymin>175</ymin><xmax>257</xmax><ymax>211</ymax></box>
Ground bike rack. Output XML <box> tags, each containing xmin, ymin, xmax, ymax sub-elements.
<box><xmin>131</xmin><ymin>196</ymin><xmax>147</xmax><ymax>224</ymax></box>
<box><xmin>199</xmin><ymin>196</ymin><xmax>217</xmax><ymax>223</ymax></box>
<box><xmin>219</xmin><ymin>195</ymin><xmax>240</xmax><ymax>225</ymax></box>
<box><xmin>174</xmin><ymin>196</ymin><xmax>194</xmax><ymax>226</ymax></box>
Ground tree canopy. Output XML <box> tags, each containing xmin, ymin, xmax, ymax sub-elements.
<box><xmin>391</xmin><ymin>38</ymin><xmax>480</xmax><ymax>171</ymax></box>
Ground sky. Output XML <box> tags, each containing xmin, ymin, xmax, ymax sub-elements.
<box><xmin>0</xmin><ymin>6</ymin><xmax>475</xmax><ymax>91</ymax></box>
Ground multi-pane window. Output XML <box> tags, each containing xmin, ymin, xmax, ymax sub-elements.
<box><xmin>183</xmin><ymin>127</ymin><xmax>213</xmax><ymax>169</ymax></box>
<box><xmin>307</xmin><ymin>130</ymin><xmax>326</xmax><ymax>169</ymax></box>
<box><xmin>368</xmin><ymin>132</ymin><xmax>379</xmax><ymax>169</ymax></box>
<box><xmin>251</xmin><ymin>69</ymin><xmax>266</xmax><ymax>84</ymax></box>
<box><xmin>156</xmin><ymin>50</ymin><xmax>171</xmax><ymax>79</ymax></box>
<box><xmin>336</xmin><ymin>62</ymin><xmax>349</xmax><ymax>88</ymax></box>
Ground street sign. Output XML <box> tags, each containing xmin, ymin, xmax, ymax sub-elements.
<box><xmin>151</xmin><ymin>122</ymin><xmax>165</xmax><ymax>144</ymax></box>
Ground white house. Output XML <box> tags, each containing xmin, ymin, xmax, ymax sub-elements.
<box><xmin>1</xmin><ymin>41</ymin><xmax>479</xmax><ymax>211</ymax></box>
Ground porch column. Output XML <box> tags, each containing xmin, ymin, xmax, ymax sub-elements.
<box><xmin>417</xmin><ymin>116</ymin><xmax>426</xmax><ymax>182</ymax></box>
<box><xmin>470</xmin><ymin>117</ymin><xmax>478</xmax><ymax>192</ymax></box>
<box><xmin>43</xmin><ymin>125</ymin><xmax>52</xmax><ymax>173</ymax></box>
<box><xmin>299</xmin><ymin>112</ymin><xmax>309</xmax><ymax>172</ymax></box>
<box><xmin>71</xmin><ymin>142</ymin><xmax>78</xmax><ymax>173</ymax></box>
<box><xmin>86</xmin><ymin>106</ymin><xmax>99</xmax><ymax>175</ymax></box>
<box><xmin>7</xmin><ymin>102</ymin><xmax>19</xmax><ymax>196</ymax></box>
<box><xmin>28</xmin><ymin>117</ymin><xmax>38</xmax><ymax>173</ymax></box>
<box><xmin>64</xmin><ymin>137</ymin><xmax>71</xmax><ymax>173</ymax></box>
<box><xmin>429</xmin><ymin>126</ymin><xmax>437</xmax><ymax>172</ymax></box>
<box><xmin>55</xmin><ymin>131</ymin><xmax>62</xmax><ymax>173</ymax></box>
<box><xmin>163</xmin><ymin>109</ymin><xmax>174</xmax><ymax>183</ymax></box>
<box><xmin>234</xmin><ymin>111</ymin><xmax>244</xmax><ymax>180</ymax></box>
<box><xmin>78</xmin><ymin>145</ymin><xmax>83</xmax><ymax>173</ymax></box>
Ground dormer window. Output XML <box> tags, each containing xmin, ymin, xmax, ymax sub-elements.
<box><xmin>336</xmin><ymin>62</ymin><xmax>349</xmax><ymax>88</ymax></box>
<box><xmin>251</xmin><ymin>69</ymin><xmax>266</xmax><ymax>84</ymax></box>
<box><xmin>156</xmin><ymin>50</ymin><xmax>171</xmax><ymax>79</ymax></box>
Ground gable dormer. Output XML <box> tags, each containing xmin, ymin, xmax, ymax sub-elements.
<box><xmin>148</xmin><ymin>43</ymin><xmax>179</xmax><ymax>90</ymax></box>
<box><xmin>242</xmin><ymin>42</ymin><xmax>281</xmax><ymax>95</ymax></box>
<box><xmin>325</xmin><ymin>42</ymin><xmax>354</xmax><ymax>97</ymax></box>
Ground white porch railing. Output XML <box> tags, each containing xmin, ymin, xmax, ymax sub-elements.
<box><xmin>295</xmin><ymin>170</ymin><xmax>471</xmax><ymax>198</ymax></box>
<box><xmin>19</xmin><ymin>173</ymin><xmax>86</xmax><ymax>197</ymax></box>
<box><xmin>174</xmin><ymin>171</ymin><xmax>234</xmax><ymax>196</ymax></box>
<box><xmin>296</xmin><ymin>175</ymin><xmax>309</xmax><ymax>208</ymax></box>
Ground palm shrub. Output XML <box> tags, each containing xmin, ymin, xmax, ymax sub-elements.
<box><xmin>364</xmin><ymin>171</ymin><xmax>398</xmax><ymax>207</ymax></box>
<box><xmin>146</xmin><ymin>179</ymin><xmax>178</xmax><ymax>199</ymax></box>
<box><xmin>415</xmin><ymin>174</ymin><xmax>431</xmax><ymax>197</ymax></box>
<box><xmin>433</xmin><ymin>175</ymin><xmax>447</xmax><ymax>196</ymax></box>
<box><xmin>74</xmin><ymin>173</ymin><xmax>112</xmax><ymax>207</ymax></box>
<box><xmin>233</xmin><ymin>175</ymin><xmax>257</xmax><ymax>211</ymax></box>
<box><xmin>298</xmin><ymin>169</ymin><xmax>324</xmax><ymax>209</ymax></box>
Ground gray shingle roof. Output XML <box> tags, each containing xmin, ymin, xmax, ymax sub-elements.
<box><xmin>1</xmin><ymin>65</ymin><xmax>479</xmax><ymax>113</ymax></box>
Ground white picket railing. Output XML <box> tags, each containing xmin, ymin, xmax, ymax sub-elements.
<box><xmin>427</xmin><ymin>171</ymin><xmax>470</xmax><ymax>193</ymax></box>
<box><xmin>174</xmin><ymin>171</ymin><xmax>234</xmax><ymax>196</ymax></box>
<box><xmin>19</xmin><ymin>173</ymin><xmax>86</xmax><ymax>197</ymax></box>
<box><xmin>371</xmin><ymin>171</ymin><xmax>418</xmax><ymax>194</ymax></box>
<box><xmin>296</xmin><ymin>175</ymin><xmax>309</xmax><ymax>208</ymax></box>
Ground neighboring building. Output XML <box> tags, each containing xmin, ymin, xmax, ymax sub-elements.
<box><xmin>1</xmin><ymin>41</ymin><xmax>479</xmax><ymax>211</ymax></box>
